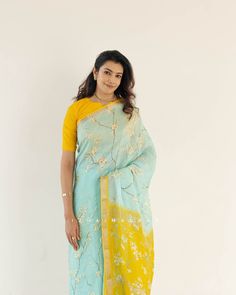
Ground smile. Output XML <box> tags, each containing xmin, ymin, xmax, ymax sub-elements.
<box><xmin>105</xmin><ymin>84</ymin><xmax>115</xmax><ymax>88</ymax></box>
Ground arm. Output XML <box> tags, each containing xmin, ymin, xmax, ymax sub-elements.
<box><xmin>60</xmin><ymin>150</ymin><xmax>76</xmax><ymax>220</ymax></box>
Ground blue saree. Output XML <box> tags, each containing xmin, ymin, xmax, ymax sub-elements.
<box><xmin>68</xmin><ymin>99</ymin><xmax>157</xmax><ymax>295</ymax></box>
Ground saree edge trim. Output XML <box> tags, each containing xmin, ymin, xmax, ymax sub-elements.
<box><xmin>76</xmin><ymin>99</ymin><xmax>122</xmax><ymax>128</ymax></box>
<box><xmin>100</xmin><ymin>175</ymin><xmax>112</xmax><ymax>295</ymax></box>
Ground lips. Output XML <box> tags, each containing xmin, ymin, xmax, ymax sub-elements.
<box><xmin>105</xmin><ymin>84</ymin><xmax>114</xmax><ymax>88</ymax></box>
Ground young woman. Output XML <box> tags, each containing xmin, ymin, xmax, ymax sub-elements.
<box><xmin>60</xmin><ymin>50</ymin><xmax>157</xmax><ymax>295</ymax></box>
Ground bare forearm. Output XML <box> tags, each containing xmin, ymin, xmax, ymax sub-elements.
<box><xmin>60</xmin><ymin>162</ymin><xmax>75</xmax><ymax>219</ymax></box>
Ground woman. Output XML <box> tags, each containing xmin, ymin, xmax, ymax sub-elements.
<box><xmin>60</xmin><ymin>50</ymin><xmax>157</xmax><ymax>295</ymax></box>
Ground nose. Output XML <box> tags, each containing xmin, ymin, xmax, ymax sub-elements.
<box><xmin>108</xmin><ymin>78</ymin><xmax>115</xmax><ymax>85</ymax></box>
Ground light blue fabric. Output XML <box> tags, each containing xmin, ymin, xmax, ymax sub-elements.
<box><xmin>68</xmin><ymin>101</ymin><xmax>157</xmax><ymax>294</ymax></box>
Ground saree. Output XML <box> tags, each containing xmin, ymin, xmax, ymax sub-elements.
<box><xmin>68</xmin><ymin>99</ymin><xmax>157</xmax><ymax>295</ymax></box>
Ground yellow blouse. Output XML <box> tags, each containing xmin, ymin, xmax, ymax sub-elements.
<box><xmin>62</xmin><ymin>97</ymin><xmax>121</xmax><ymax>151</ymax></box>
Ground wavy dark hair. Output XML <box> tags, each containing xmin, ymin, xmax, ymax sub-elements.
<box><xmin>72</xmin><ymin>50</ymin><xmax>137</xmax><ymax>119</ymax></box>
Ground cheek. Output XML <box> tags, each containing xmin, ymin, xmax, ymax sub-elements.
<box><xmin>99</xmin><ymin>76</ymin><xmax>106</xmax><ymax>83</ymax></box>
<box><xmin>97</xmin><ymin>76</ymin><xmax>104</xmax><ymax>84</ymax></box>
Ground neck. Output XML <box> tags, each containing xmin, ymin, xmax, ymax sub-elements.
<box><xmin>94</xmin><ymin>91</ymin><xmax>116</xmax><ymax>102</ymax></box>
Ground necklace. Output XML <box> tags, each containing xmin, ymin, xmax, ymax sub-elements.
<box><xmin>94</xmin><ymin>92</ymin><xmax>117</xmax><ymax>103</ymax></box>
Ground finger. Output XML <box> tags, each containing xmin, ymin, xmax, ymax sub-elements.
<box><xmin>67</xmin><ymin>232</ymin><xmax>76</xmax><ymax>249</ymax></box>
<box><xmin>71</xmin><ymin>234</ymin><xmax>78</xmax><ymax>250</ymax></box>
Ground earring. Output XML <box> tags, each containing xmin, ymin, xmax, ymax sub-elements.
<box><xmin>94</xmin><ymin>76</ymin><xmax>96</xmax><ymax>80</ymax></box>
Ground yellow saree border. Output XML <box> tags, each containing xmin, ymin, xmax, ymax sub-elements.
<box><xmin>100</xmin><ymin>175</ymin><xmax>112</xmax><ymax>295</ymax></box>
<box><xmin>100</xmin><ymin>175</ymin><xmax>155</xmax><ymax>294</ymax></box>
<box><xmin>76</xmin><ymin>98</ymin><xmax>122</xmax><ymax>128</ymax></box>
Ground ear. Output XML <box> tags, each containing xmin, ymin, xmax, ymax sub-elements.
<box><xmin>92</xmin><ymin>67</ymin><xmax>97</xmax><ymax>76</ymax></box>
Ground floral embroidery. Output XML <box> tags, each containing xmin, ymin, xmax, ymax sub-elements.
<box><xmin>114</xmin><ymin>253</ymin><xmax>125</xmax><ymax>266</ymax></box>
<box><xmin>68</xmin><ymin>102</ymin><xmax>156</xmax><ymax>294</ymax></box>
<box><xmin>111</xmin><ymin>123</ymin><xmax>118</xmax><ymax>130</ymax></box>
<box><xmin>97</xmin><ymin>156</ymin><xmax>107</xmax><ymax>167</ymax></box>
<box><xmin>115</xmin><ymin>274</ymin><xmax>123</xmax><ymax>283</ymax></box>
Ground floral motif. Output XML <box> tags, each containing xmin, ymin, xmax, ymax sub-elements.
<box><xmin>130</xmin><ymin>241</ymin><xmax>143</xmax><ymax>260</ymax></box>
<box><xmin>93</xmin><ymin>218</ymin><xmax>101</xmax><ymax>231</ymax></box>
<box><xmin>127</xmin><ymin>145</ymin><xmax>135</xmax><ymax>155</ymax></box>
<box><xmin>97</xmin><ymin>156</ymin><xmax>107</xmax><ymax>167</ymax></box>
<box><xmin>76</xmin><ymin>207</ymin><xmax>88</xmax><ymax>224</ymax></box>
<box><xmin>114</xmin><ymin>253</ymin><xmax>125</xmax><ymax>265</ymax></box>
<box><xmin>90</xmin><ymin>146</ymin><xmax>97</xmax><ymax>156</ymax></box>
<box><xmin>111</xmin><ymin>123</ymin><xmax>118</xmax><ymax>130</ymax></box>
<box><xmin>130</xmin><ymin>165</ymin><xmax>141</xmax><ymax>175</ymax></box>
<box><xmin>115</xmin><ymin>274</ymin><xmax>124</xmax><ymax>283</ymax></box>
<box><xmin>121</xmin><ymin>234</ymin><xmax>128</xmax><ymax>244</ymax></box>
<box><xmin>127</xmin><ymin>214</ymin><xmax>141</xmax><ymax>230</ymax></box>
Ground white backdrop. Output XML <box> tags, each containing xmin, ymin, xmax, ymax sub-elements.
<box><xmin>0</xmin><ymin>0</ymin><xmax>235</xmax><ymax>294</ymax></box>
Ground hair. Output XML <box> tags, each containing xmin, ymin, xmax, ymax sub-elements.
<box><xmin>72</xmin><ymin>50</ymin><xmax>137</xmax><ymax>119</ymax></box>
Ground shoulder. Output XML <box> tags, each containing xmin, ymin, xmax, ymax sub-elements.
<box><xmin>67</xmin><ymin>98</ymin><xmax>89</xmax><ymax>110</ymax></box>
<box><xmin>65</xmin><ymin>98</ymin><xmax>90</xmax><ymax>119</ymax></box>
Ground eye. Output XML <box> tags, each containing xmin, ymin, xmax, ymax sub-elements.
<box><xmin>104</xmin><ymin>70</ymin><xmax>110</xmax><ymax>74</ymax></box>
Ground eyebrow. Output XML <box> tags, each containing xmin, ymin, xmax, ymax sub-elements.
<box><xmin>104</xmin><ymin>67</ymin><xmax>123</xmax><ymax>75</ymax></box>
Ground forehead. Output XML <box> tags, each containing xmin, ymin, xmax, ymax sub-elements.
<box><xmin>101</xmin><ymin>60</ymin><xmax>123</xmax><ymax>73</ymax></box>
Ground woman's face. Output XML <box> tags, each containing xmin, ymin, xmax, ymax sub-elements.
<box><xmin>93</xmin><ymin>60</ymin><xmax>124</xmax><ymax>95</ymax></box>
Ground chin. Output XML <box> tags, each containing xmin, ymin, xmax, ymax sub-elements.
<box><xmin>104</xmin><ymin>88</ymin><xmax>114</xmax><ymax>93</ymax></box>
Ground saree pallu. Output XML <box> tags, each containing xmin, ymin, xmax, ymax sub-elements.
<box><xmin>68</xmin><ymin>100</ymin><xmax>157</xmax><ymax>295</ymax></box>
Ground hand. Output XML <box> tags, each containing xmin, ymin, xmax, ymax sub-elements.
<box><xmin>65</xmin><ymin>215</ymin><xmax>81</xmax><ymax>251</ymax></box>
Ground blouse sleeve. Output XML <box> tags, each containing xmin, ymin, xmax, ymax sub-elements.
<box><xmin>62</xmin><ymin>103</ymin><xmax>77</xmax><ymax>151</ymax></box>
